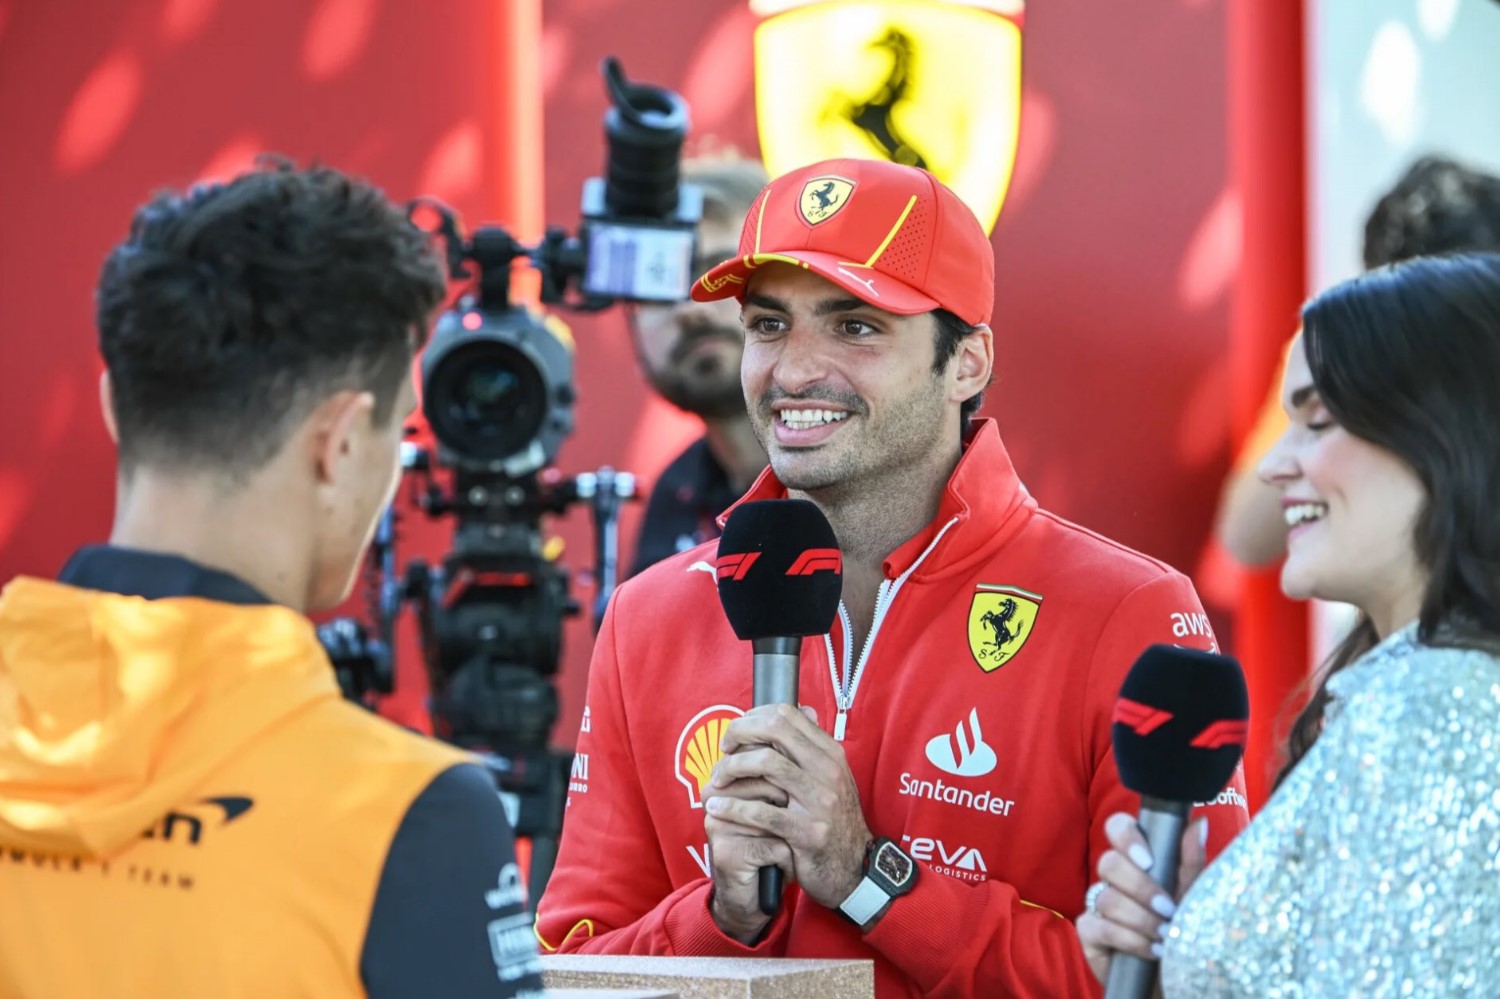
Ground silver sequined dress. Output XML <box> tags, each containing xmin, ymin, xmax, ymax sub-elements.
<box><xmin>1161</xmin><ymin>625</ymin><xmax>1500</xmax><ymax>996</ymax></box>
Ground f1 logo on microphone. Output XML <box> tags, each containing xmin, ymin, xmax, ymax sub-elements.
<box><xmin>786</xmin><ymin>548</ymin><xmax>841</xmax><ymax>576</ymax></box>
<box><xmin>716</xmin><ymin>553</ymin><xmax>760</xmax><ymax>581</ymax></box>
<box><xmin>1113</xmin><ymin>698</ymin><xmax>1173</xmax><ymax>736</ymax></box>
<box><xmin>1114</xmin><ymin>698</ymin><xmax>1250</xmax><ymax>750</ymax></box>
<box><xmin>1190</xmin><ymin>720</ymin><xmax>1249</xmax><ymax>749</ymax></box>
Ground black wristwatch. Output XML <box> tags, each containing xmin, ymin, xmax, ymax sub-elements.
<box><xmin>837</xmin><ymin>837</ymin><xmax>918</xmax><ymax>931</ymax></box>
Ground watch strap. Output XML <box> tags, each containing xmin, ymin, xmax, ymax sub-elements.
<box><xmin>837</xmin><ymin>876</ymin><xmax>891</xmax><ymax>928</ymax></box>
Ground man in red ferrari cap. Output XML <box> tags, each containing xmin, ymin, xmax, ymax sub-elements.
<box><xmin>536</xmin><ymin>158</ymin><xmax>1248</xmax><ymax>997</ymax></box>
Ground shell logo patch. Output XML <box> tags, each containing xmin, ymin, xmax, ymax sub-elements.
<box><xmin>674</xmin><ymin>704</ymin><xmax>745</xmax><ymax>807</ymax></box>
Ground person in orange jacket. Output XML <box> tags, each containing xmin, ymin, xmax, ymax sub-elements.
<box><xmin>535</xmin><ymin>157</ymin><xmax>1250</xmax><ymax>997</ymax></box>
<box><xmin>0</xmin><ymin>160</ymin><xmax>543</xmax><ymax>998</ymax></box>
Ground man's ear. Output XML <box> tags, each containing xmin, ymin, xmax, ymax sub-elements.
<box><xmin>311</xmin><ymin>390</ymin><xmax>377</xmax><ymax>486</ymax></box>
<box><xmin>99</xmin><ymin>371</ymin><xmax>119</xmax><ymax>444</ymax></box>
<box><xmin>953</xmin><ymin>323</ymin><xmax>995</xmax><ymax>405</ymax></box>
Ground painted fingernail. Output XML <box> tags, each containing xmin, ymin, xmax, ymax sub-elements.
<box><xmin>1151</xmin><ymin>943</ymin><xmax>1164</xmax><ymax>959</ymax></box>
<box><xmin>1152</xmin><ymin>895</ymin><xmax>1176</xmax><ymax>918</ymax></box>
<box><xmin>1128</xmin><ymin>844</ymin><xmax>1154</xmax><ymax>870</ymax></box>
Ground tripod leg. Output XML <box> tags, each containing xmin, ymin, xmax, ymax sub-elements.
<box><xmin>526</xmin><ymin>834</ymin><xmax>559</xmax><ymax>914</ymax></box>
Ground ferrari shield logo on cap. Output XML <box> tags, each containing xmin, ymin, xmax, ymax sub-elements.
<box><xmin>967</xmin><ymin>584</ymin><xmax>1042</xmax><ymax>672</ymax></box>
<box><xmin>798</xmin><ymin>176</ymin><xmax>856</xmax><ymax>225</ymax></box>
<box><xmin>753</xmin><ymin>0</ymin><xmax>1024</xmax><ymax>235</ymax></box>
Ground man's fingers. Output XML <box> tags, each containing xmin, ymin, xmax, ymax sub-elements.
<box><xmin>711</xmin><ymin>745</ymin><xmax>803</xmax><ymax>792</ymax></box>
<box><xmin>722</xmin><ymin>704</ymin><xmax>835</xmax><ymax>772</ymax></box>
<box><xmin>705</xmin><ymin>816</ymin><xmax>794</xmax><ymax>876</ymax></box>
<box><xmin>708</xmin><ymin>775</ymin><xmax>790</xmax><ymax>808</ymax></box>
<box><xmin>706</xmin><ymin>795</ymin><xmax>804</xmax><ymax>842</ymax></box>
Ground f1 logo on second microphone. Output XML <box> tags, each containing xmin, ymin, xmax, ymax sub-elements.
<box><xmin>786</xmin><ymin>548</ymin><xmax>841</xmax><ymax>576</ymax></box>
<box><xmin>1114</xmin><ymin>698</ymin><xmax>1250</xmax><ymax>749</ymax></box>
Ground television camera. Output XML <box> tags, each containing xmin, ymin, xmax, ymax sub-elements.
<box><xmin>318</xmin><ymin>57</ymin><xmax>703</xmax><ymax>904</ymax></box>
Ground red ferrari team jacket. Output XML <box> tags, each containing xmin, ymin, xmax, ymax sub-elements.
<box><xmin>536</xmin><ymin>420</ymin><xmax>1249</xmax><ymax>997</ymax></box>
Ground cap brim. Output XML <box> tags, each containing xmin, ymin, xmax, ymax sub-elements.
<box><xmin>690</xmin><ymin>251</ymin><xmax>941</xmax><ymax>316</ymax></box>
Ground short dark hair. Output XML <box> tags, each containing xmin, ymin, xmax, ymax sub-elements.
<box><xmin>932</xmin><ymin>308</ymin><xmax>987</xmax><ymax>434</ymax></box>
<box><xmin>1362</xmin><ymin>155</ymin><xmax>1500</xmax><ymax>268</ymax></box>
<box><xmin>683</xmin><ymin>156</ymin><xmax>770</xmax><ymax>226</ymax></box>
<box><xmin>97</xmin><ymin>158</ymin><xmax>447</xmax><ymax>476</ymax></box>
<box><xmin>1277</xmin><ymin>253</ymin><xmax>1500</xmax><ymax>787</ymax></box>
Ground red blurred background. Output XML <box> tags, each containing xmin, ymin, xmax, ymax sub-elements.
<box><xmin>0</xmin><ymin>0</ymin><xmax>1301</xmax><ymax>799</ymax></box>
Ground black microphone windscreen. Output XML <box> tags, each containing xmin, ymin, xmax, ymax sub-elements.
<box><xmin>1112</xmin><ymin>644</ymin><xmax>1249</xmax><ymax>803</ymax></box>
<box><xmin>716</xmin><ymin>499</ymin><xmax>842</xmax><ymax>640</ymax></box>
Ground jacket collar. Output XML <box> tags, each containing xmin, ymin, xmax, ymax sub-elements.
<box><xmin>57</xmin><ymin>545</ymin><xmax>275</xmax><ymax>606</ymax></box>
<box><xmin>717</xmin><ymin>418</ymin><xmax>1035</xmax><ymax>582</ymax></box>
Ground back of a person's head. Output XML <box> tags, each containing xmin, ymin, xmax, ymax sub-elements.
<box><xmin>683</xmin><ymin>153</ymin><xmax>770</xmax><ymax>226</ymax></box>
<box><xmin>97</xmin><ymin>158</ymin><xmax>447</xmax><ymax>478</ymax></box>
<box><xmin>1362</xmin><ymin>155</ymin><xmax>1500</xmax><ymax>269</ymax></box>
<box><xmin>1302</xmin><ymin>252</ymin><xmax>1500</xmax><ymax>634</ymax></box>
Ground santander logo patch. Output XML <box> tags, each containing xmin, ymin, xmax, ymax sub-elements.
<box><xmin>925</xmin><ymin>708</ymin><xmax>997</xmax><ymax>777</ymax></box>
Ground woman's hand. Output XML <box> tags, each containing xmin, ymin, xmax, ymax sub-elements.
<box><xmin>1075</xmin><ymin>812</ymin><xmax>1209</xmax><ymax>984</ymax></box>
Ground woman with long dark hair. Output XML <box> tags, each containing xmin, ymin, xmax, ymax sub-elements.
<box><xmin>1077</xmin><ymin>252</ymin><xmax>1500</xmax><ymax>993</ymax></box>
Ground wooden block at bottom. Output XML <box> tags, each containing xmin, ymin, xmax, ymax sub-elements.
<box><xmin>544</xmin><ymin>990</ymin><xmax>679</xmax><ymax>999</ymax></box>
<box><xmin>540</xmin><ymin>955</ymin><xmax>874</xmax><ymax>999</ymax></box>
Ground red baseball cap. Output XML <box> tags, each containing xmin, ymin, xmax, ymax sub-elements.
<box><xmin>690</xmin><ymin>157</ymin><xmax>994</xmax><ymax>327</ymax></box>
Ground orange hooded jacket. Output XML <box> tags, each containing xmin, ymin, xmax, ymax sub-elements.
<box><xmin>0</xmin><ymin>547</ymin><xmax>543</xmax><ymax>998</ymax></box>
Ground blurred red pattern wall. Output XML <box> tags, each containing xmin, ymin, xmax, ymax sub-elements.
<box><xmin>0</xmin><ymin>0</ymin><xmax>1258</xmax><ymax>754</ymax></box>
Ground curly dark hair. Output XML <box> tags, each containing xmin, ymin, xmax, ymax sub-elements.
<box><xmin>1362</xmin><ymin>155</ymin><xmax>1500</xmax><ymax>268</ymax></box>
<box><xmin>96</xmin><ymin>157</ymin><xmax>447</xmax><ymax>476</ymax></box>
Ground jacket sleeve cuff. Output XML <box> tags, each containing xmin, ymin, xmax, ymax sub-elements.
<box><xmin>663</xmin><ymin>880</ymin><xmax>793</xmax><ymax>956</ymax></box>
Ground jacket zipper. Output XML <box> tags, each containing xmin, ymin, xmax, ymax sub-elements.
<box><xmin>823</xmin><ymin>517</ymin><xmax>960</xmax><ymax>741</ymax></box>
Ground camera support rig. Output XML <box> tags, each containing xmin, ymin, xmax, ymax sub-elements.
<box><xmin>320</xmin><ymin>55</ymin><xmax>699</xmax><ymax>908</ymax></box>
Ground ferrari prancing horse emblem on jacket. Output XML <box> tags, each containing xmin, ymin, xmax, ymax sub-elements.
<box><xmin>967</xmin><ymin>584</ymin><xmax>1042</xmax><ymax>672</ymax></box>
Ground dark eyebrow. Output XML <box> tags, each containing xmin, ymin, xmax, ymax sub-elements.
<box><xmin>741</xmin><ymin>293</ymin><xmax>875</xmax><ymax>317</ymax></box>
<box><xmin>742</xmin><ymin>293</ymin><xmax>788</xmax><ymax>313</ymax></box>
<box><xmin>1289</xmin><ymin>385</ymin><xmax>1318</xmax><ymax>409</ymax></box>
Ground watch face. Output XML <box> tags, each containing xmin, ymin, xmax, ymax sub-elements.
<box><xmin>873</xmin><ymin>841</ymin><xmax>914</xmax><ymax>889</ymax></box>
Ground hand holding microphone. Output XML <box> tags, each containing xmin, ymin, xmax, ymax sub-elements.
<box><xmin>711</xmin><ymin>500</ymin><xmax>844</xmax><ymax>921</ymax></box>
<box><xmin>1077</xmin><ymin>645</ymin><xmax>1249</xmax><ymax>999</ymax></box>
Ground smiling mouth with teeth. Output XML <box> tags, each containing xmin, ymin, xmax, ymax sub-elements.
<box><xmin>778</xmin><ymin>409</ymin><xmax>850</xmax><ymax>430</ymax></box>
<box><xmin>1284</xmin><ymin>502</ymin><xmax>1328</xmax><ymax>527</ymax></box>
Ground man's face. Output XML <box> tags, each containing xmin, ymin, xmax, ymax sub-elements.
<box><xmin>308</xmin><ymin>371</ymin><xmax>416</xmax><ymax>612</ymax></box>
<box><xmin>739</xmin><ymin>264</ymin><xmax>954</xmax><ymax>497</ymax></box>
<box><xmin>628</xmin><ymin>214</ymin><xmax>747</xmax><ymax>419</ymax></box>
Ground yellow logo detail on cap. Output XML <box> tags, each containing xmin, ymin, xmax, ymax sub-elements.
<box><xmin>967</xmin><ymin>584</ymin><xmax>1042</xmax><ymax>673</ymax></box>
<box><xmin>697</xmin><ymin>271</ymin><xmax>743</xmax><ymax>295</ymax></box>
<box><xmin>674</xmin><ymin>704</ymin><xmax>745</xmax><ymax>807</ymax></box>
<box><xmin>798</xmin><ymin>176</ymin><xmax>855</xmax><ymax>226</ymax></box>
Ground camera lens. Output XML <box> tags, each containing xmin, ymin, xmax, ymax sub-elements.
<box><xmin>426</xmin><ymin>341</ymin><xmax>547</xmax><ymax>463</ymax></box>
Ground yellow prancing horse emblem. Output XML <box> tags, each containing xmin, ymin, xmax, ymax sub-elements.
<box><xmin>967</xmin><ymin>584</ymin><xmax>1042</xmax><ymax>672</ymax></box>
<box><xmin>799</xmin><ymin>176</ymin><xmax>855</xmax><ymax>226</ymax></box>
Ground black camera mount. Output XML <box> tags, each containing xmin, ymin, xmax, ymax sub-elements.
<box><xmin>320</xmin><ymin>56</ymin><xmax>700</xmax><ymax>907</ymax></box>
